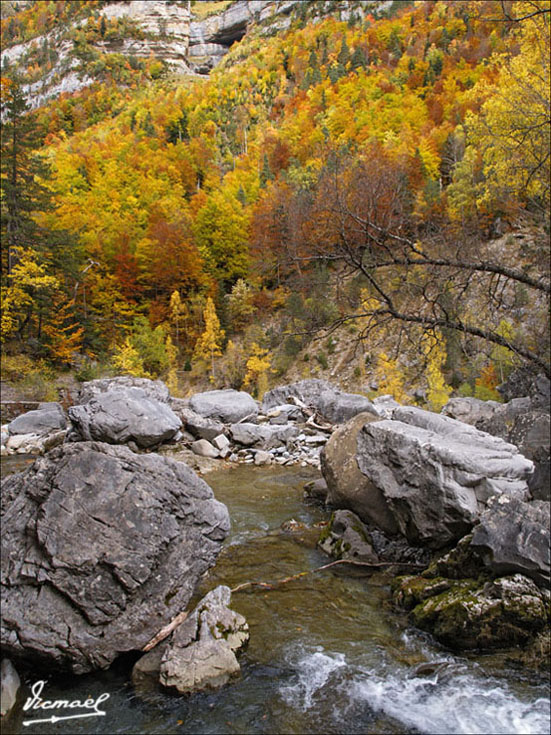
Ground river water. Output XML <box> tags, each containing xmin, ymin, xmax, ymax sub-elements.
<box><xmin>2</xmin><ymin>461</ymin><xmax>550</xmax><ymax>735</ymax></box>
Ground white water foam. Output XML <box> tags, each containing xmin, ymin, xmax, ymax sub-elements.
<box><xmin>279</xmin><ymin>647</ymin><xmax>347</xmax><ymax>711</ymax></box>
<box><xmin>351</xmin><ymin>672</ymin><xmax>551</xmax><ymax>735</ymax></box>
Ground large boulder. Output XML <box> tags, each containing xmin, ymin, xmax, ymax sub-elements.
<box><xmin>327</xmin><ymin>406</ymin><xmax>533</xmax><ymax>548</ymax></box>
<box><xmin>321</xmin><ymin>412</ymin><xmax>399</xmax><ymax>535</ymax></box>
<box><xmin>443</xmin><ymin>397</ymin><xmax>550</xmax><ymax>500</ymax></box>
<box><xmin>1</xmin><ymin>442</ymin><xmax>229</xmax><ymax>673</ymax></box>
<box><xmin>8</xmin><ymin>402</ymin><xmax>66</xmax><ymax>436</ymax></box>
<box><xmin>176</xmin><ymin>407</ymin><xmax>225</xmax><ymax>442</ymax></box>
<box><xmin>68</xmin><ymin>387</ymin><xmax>181</xmax><ymax>448</ymax></box>
<box><xmin>159</xmin><ymin>586</ymin><xmax>249</xmax><ymax>694</ymax></box>
<box><xmin>230</xmin><ymin>422</ymin><xmax>299</xmax><ymax>449</ymax></box>
<box><xmin>262</xmin><ymin>379</ymin><xmax>377</xmax><ymax>424</ymax></box>
<box><xmin>189</xmin><ymin>389</ymin><xmax>258</xmax><ymax>423</ymax></box>
<box><xmin>78</xmin><ymin>376</ymin><xmax>171</xmax><ymax>405</ymax></box>
<box><xmin>470</xmin><ymin>497</ymin><xmax>550</xmax><ymax>587</ymax></box>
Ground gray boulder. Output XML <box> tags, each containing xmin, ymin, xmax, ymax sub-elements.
<box><xmin>267</xmin><ymin>404</ymin><xmax>304</xmax><ymax>424</ymax></box>
<box><xmin>230</xmin><ymin>422</ymin><xmax>299</xmax><ymax>449</ymax></box>
<box><xmin>8</xmin><ymin>402</ymin><xmax>66</xmax><ymax>436</ymax></box>
<box><xmin>68</xmin><ymin>387</ymin><xmax>181</xmax><ymax>448</ymax></box>
<box><xmin>355</xmin><ymin>406</ymin><xmax>533</xmax><ymax>548</ymax></box>
<box><xmin>78</xmin><ymin>376</ymin><xmax>171</xmax><ymax>405</ymax></box>
<box><xmin>443</xmin><ymin>397</ymin><xmax>550</xmax><ymax>500</ymax></box>
<box><xmin>470</xmin><ymin>497</ymin><xmax>550</xmax><ymax>587</ymax></box>
<box><xmin>191</xmin><ymin>439</ymin><xmax>219</xmax><ymax>458</ymax></box>
<box><xmin>321</xmin><ymin>412</ymin><xmax>399</xmax><ymax>535</ymax></box>
<box><xmin>318</xmin><ymin>510</ymin><xmax>379</xmax><ymax>563</ymax></box>
<box><xmin>322</xmin><ymin>405</ymin><xmax>538</xmax><ymax>547</ymax></box>
<box><xmin>1</xmin><ymin>442</ymin><xmax>229</xmax><ymax>673</ymax></box>
<box><xmin>189</xmin><ymin>389</ymin><xmax>258</xmax><ymax>423</ymax></box>
<box><xmin>177</xmin><ymin>407</ymin><xmax>225</xmax><ymax>442</ymax></box>
<box><xmin>159</xmin><ymin>586</ymin><xmax>248</xmax><ymax>694</ymax></box>
<box><xmin>262</xmin><ymin>379</ymin><xmax>377</xmax><ymax>424</ymax></box>
<box><xmin>318</xmin><ymin>390</ymin><xmax>377</xmax><ymax>424</ymax></box>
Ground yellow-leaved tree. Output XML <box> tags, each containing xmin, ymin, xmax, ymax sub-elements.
<box><xmin>422</xmin><ymin>331</ymin><xmax>452</xmax><ymax>411</ymax></box>
<box><xmin>244</xmin><ymin>342</ymin><xmax>271</xmax><ymax>398</ymax></box>
<box><xmin>374</xmin><ymin>352</ymin><xmax>409</xmax><ymax>404</ymax></box>
<box><xmin>193</xmin><ymin>297</ymin><xmax>225</xmax><ymax>382</ymax></box>
<box><xmin>454</xmin><ymin>1</ymin><xmax>550</xmax><ymax>213</ymax></box>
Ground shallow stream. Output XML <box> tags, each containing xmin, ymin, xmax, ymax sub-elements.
<box><xmin>2</xmin><ymin>462</ymin><xmax>550</xmax><ymax>735</ymax></box>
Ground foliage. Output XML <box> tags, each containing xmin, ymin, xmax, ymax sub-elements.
<box><xmin>193</xmin><ymin>297</ymin><xmax>225</xmax><ymax>381</ymax></box>
<box><xmin>422</xmin><ymin>331</ymin><xmax>453</xmax><ymax>411</ymax></box>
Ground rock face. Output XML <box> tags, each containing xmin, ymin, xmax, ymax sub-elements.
<box><xmin>321</xmin><ymin>412</ymin><xmax>399</xmax><ymax>535</ymax></box>
<box><xmin>1</xmin><ymin>442</ymin><xmax>230</xmax><ymax>673</ymax></box>
<box><xmin>324</xmin><ymin>406</ymin><xmax>533</xmax><ymax>549</ymax></box>
<box><xmin>159</xmin><ymin>586</ymin><xmax>249</xmax><ymax>694</ymax></box>
<box><xmin>189</xmin><ymin>389</ymin><xmax>258</xmax><ymax>424</ymax></box>
<box><xmin>68</xmin><ymin>387</ymin><xmax>181</xmax><ymax>448</ymax></box>
<box><xmin>262</xmin><ymin>379</ymin><xmax>377</xmax><ymax>424</ymax></box>
<box><xmin>470</xmin><ymin>497</ymin><xmax>550</xmax><ymax>587</ymax></box>
<box><xmin>8</xmin><ymin>402</ymin><xmax>66</xmax><ymax>436</ymax></box>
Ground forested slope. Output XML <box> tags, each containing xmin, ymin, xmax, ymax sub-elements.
<box><xmin>1</xmin><ymin>0</ymin><xmax>549</xmax><ymax>403</ymax></box>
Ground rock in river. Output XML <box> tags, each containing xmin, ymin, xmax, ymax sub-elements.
<box><xmin>159</xmin><ymin>585</ymin><xmax>249</xmax><ymax>694</ymax></box>
<box><xmin>322</xmin><ymin>406</ymin><xmax>533</xmax><ymax>548</ymax></box>
<box><xmin>1</xmin><ymin>442</ymin><xmax>230</xmax><ymax>673</ymax></box>
<box><xmin>68</xmin><ymin>386</ymin><xmax>181</xmax><ymax>448</ymax></box>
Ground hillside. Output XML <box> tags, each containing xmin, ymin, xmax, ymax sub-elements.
<box><xmin>1</xmin><ymin>0</ymin><xmax>549</xmax><ymax>405</ymax></box>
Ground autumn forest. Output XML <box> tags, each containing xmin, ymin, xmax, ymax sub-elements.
<box><xmin>1</xmin><ymin>0</ymin><xmax>549</xmax><ymax>406</ymax></box>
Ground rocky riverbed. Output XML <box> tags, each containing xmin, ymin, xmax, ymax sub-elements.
<box><xmin>1</xmin><ymin>373</ymin><xmax>549</xmax><ymax>732</ymax></box>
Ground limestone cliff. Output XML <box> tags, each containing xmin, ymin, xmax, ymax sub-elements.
<box><xmin>1</xmin><ymin>0</ymin><xmax>391</xmax><ymax>108</ymax></box>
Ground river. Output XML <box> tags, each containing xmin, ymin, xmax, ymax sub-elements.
<box><xmin>2</xmin><ymin>461</ymin><xmax>550</xmax><ymax>735</ymax></box>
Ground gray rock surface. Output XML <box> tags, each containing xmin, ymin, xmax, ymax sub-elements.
<box><xmin>68</xmin><ymin>387</ymin><xmax>181</xmax><ymax>448</ymax></box>
<box><xmin>0</xmin><ymin>658</ymin><xmax>20</xmax><ymax>717</ymax></box>
<box><xmin>8</xmin><ymin>403</ymin><xmax>66</xmax><ymax>436</ymax></box>
<box><xmin>470</xmin><ymin>497</ymin><xmax>550</xmax><ymax>587</ymax></box>
<box><xmin>176</xmin><ymin>407</ymin><xmax>225</xmax><ymax>442</ymax></box>
<box><xmin>191</xmin><ymin>439</ymin><xmax>220</xmax><ymax>458</ymax></box>
<box><xmin>321</xmin><ymin>412</ymin><xmax>399</xmax><ymax>535</ymax></box>
<box><xmin>159</xmin><ymin>586</ymin><xmax>248</xmax><ymax>694</ymax></box>
<box><xmin>1</xmin><ymin>442</ymin><xmax>229</xmax><ymax>673</ymax></box>
<box><xmin>318</xmin><ymin>510</ymin><xmax>379</xmax><ymax>563</ymax></box>
<box><xmin>230</xmin><ymin>422</ymin><xmax>299</xmax><ymax>449</ymax></box>
<box><xmin>78</xmin><ymin>376</ymin><xmax>171</xmax><ymax>405</ymax></box>
<box><xmin>189</xmin><ymin>389</ymin><xmax>258</xmax><ymax>424</ymax></box>
<box><xmin>262</xmin><ymin>380</ymin><xmax>377</xmax><ymax>423</ymax></box>
<box><xmin>443</xmin><ymin>397</ymin><xmax>550</xmax><ymax>500</ymax></box>
<box><xmin>356</xmin><ymin>406</ymin><xmax>533</xmax><ymax>548</ymax></box>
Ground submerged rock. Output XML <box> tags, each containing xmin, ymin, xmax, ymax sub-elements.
<box><xmin>68</xmin><ymin>387</ymin><xmax>181</xmax><ymax>448</ymax></box>
<box><xmin>159</xmin><ymin>586</ymin><xmax>249</xmax><ymax>694</ymax></box>
<box><xmin>1</xmin><ymin>442</ymin><xmax>229</xmax><ymax>673</ymax></box>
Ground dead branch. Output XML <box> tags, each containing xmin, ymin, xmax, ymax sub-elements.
<box><xmin>230</xmin><ymin>558</ymin><xmax>425</xmax><ymax>594</ymax></box>
<box><xmin>142</xmin><ymin>610</ymin><xmax>188</xmax><ymax>651</ymax></box>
